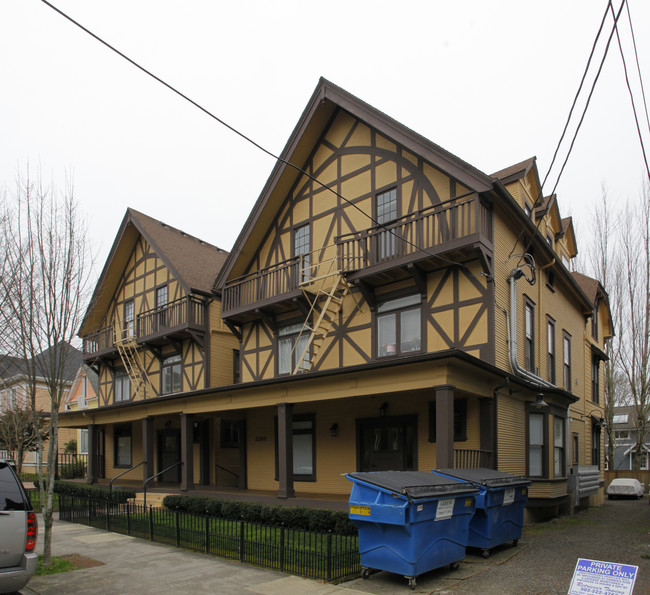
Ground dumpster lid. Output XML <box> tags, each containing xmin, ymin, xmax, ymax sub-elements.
<box><xmin>434</xmin><ymin>468</ymin><xmax>531</xmax><ymax>488</ymax></box>
<box><xmin>348</xmin><ymin>471</ymin><xmax>479</xmax><ymax>499</ymax></box>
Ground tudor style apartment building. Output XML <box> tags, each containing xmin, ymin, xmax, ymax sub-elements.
<box><xmin>61</xmin><ymin>79</ymin><xmax>611</xmax><ymax>518</ymax></box>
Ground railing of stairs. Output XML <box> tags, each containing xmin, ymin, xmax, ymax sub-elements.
<box><xmin>109</xmin><ymin>460</ymin><xmax>146</xmax><ymax>495</ymax></box>
<box><xmin>143</xmin><ymin>460</ymin><xmax>182</xmax><ymax>508</ymax></box>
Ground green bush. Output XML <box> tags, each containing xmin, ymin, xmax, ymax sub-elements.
<box><xmin>34</xmin><ymin>480</ymin><xmax>135</xmax><ymax>502</ymax></box>
<box><xmin>161</xmin><ymin>494</ymin><xmax>356</xmax><ymax>535</ymax></box>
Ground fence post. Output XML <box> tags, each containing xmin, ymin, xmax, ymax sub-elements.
<box><xmin>327</xmin><ymin>532</ymin><xmax>333</xmax><ymax>581</ymax></box>
<box><xmin>127</xmin><ymin>502</ymin><xmax>131</xmax><ymax>536</ymax></box>
<box><xmin>106</xmin><ymin>500</ymin><xmax>110</xmax><ymax>532</ymax></box>
<box><xmin>149</xmin><ymin>505</ymin><xmax>154</xmax><ymax>542</ymax></box>
<box><xmin>279</xmin><ymin>526</ymin><xmax>285</xmax><ymax>572</ymax></box>
<box><xmin>205</xmin><ymin>516</ymin><xmax>209</xmax><ymax>554</ymax></box>
<box><xmin>88</xmin><ymin>497</ymin><xmax>93</xmax><ymax>526</ymax></box>
<box><xmin>175</xmin><ymin>510</ymin><xmax>181</xmax><ymax>548</ymax></box>
<box><xmin>239</xmin><ymin>521</ymin><xmax>245</xmax><ymax>563</ymax></box>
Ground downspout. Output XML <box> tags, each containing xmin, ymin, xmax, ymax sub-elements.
<box><xmin>504</xmin><ymin>256</ymin><xmax>555</xmax><ymax>389</ymax></box>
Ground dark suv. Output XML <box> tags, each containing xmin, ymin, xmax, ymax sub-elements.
<box><xmin>0</xmin><ymin>460</ymin><xmax>38</xmax><ymax>594</ymax></box>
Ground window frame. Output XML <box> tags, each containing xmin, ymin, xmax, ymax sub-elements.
<box><xmin>124</xmin><ymin>299</ymin><xmax>135</xmax><ymax>338</ymax></box>
<box><xmin>232</xmin><ymin>349</ymin><xmax>241</xmax><ymax>384</ymax></box>
<box><xmin>274</xmin><ymin>413</ymin><xmax>316</xmax><ymax>482</ymax></box>
<box><xmin>553</xmin><ymin>416</ymin><xmax>566</xmax><ymax>478</ymax></box>
<box><xmin>113</xmin><ymin>424</ymin><xmax>132</xmax><ymax>468</ymax></box>
<box><xmin>220</xmin><ymin>419</ymin><xmax>241</xmax><ymax>448</ymax></box>
<box><xmin>114</xmin><ymin>369</ymin><xmax>131</xmax><ymax>403</ymax></box>
<box><xmin>547</xmin><ymin>317</ymin><xmax>556</xmax><ymax>384</ymax></box>
<box><xmin>563</xmin><ymin>331</ymin><xmax>572</xmax><ymax>390</ymax></box>
<box><xmin>591</xmin><ymin>355</ymin><xmax>600</xmax><ymax>404</ymax></box>
<box><xmin>293</xmin><ymin>223</ymin><xmax>311</xmax><ymax>282</ymax></box>
<box><xmin>528</xmin><ymin>411</ymin><xmax>546</xmax><ymax>478</ymax></box>
<box><xmin>277</xmin><ymin>322</ymin><xmax>310</xmax><ymax>375</ymax></box>
<box><xmin>155</xmin><ymin>285</ymin><xmax>169</xmax><ymax>328</ymax></box>
<box><xmin>376</xmin><ymin>293</ymin><xmax>422</xmax><ymax>358</ymax></box>
<box><xmin>374</xmin><ymin>187</ymin><xmax>399</xmax><ymax>260</ymax></box>
<box><xmin>161</xmin><ymin>354</ymin><xmax>182</xmax><ymax>395</ymax></box>
<box><xmin>524</xmin><ymin>297</ymin><xmax>535</xmax><ymax>373</ymax></box>
<box><xmin>80</xmin><ymin>429</ymin><xmax>89</xmax><ymax>454</ymax></box>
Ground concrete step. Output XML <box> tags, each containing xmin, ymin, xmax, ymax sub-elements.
<box><xmin>129</xmin><ymin>492</ymin><xmax>172</xmax><ymax>507</ymax></box>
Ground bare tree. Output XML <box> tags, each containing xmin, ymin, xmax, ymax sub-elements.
<box><xmin>0</xmin><ymin>406</ymin><xmax>48</xmax><ymax>472</ymax></box>
<box><xmin>0</xmin><ymin>168</ymin><xmax>92</xmax><ymax>564</ymax></box>
<box><xmin>615</xmin><ymin>182</ymin><xmax>650</xmax><ymax>470</ymax></box>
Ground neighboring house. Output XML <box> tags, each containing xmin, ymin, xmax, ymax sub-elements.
<box><xmin>607</xmin><ymin>405</ymin><xmax>649</xmax><ymax>470</ymax></box>
<box><xmin>0</xmin><ymin>345</ymin><xmax>81</xmax><ymax>471</ymax></box>
<box><xmin>64</xmin><ymin>364</ymin><xmax>100</xmax><ymax>456</ymax></box>
<box><xmin>60</xmin><ymin>79</ymin><xmax>612</xmax><ymax>519</ymax></box>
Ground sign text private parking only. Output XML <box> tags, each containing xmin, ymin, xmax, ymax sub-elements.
<box><xmin>568</xmin><ymin>558</ymin><xmax>638</xmax><ymax>595</ymax></box>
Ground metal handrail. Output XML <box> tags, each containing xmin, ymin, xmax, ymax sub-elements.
<box><xmin>143</xmin><ymin>460</ymin><xmax>182</xmax><ymax>508</ymax></box>
<box><xmin>109</xmin><ymin>460</ymin><xmax>146</xmax><ymax>494</ymax></box>
<box><xmin>215</xmin><ymin>463</ymin><xmax>239</xmax><ymax>479</ymax></box>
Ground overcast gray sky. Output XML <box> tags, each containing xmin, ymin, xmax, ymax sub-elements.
<box><xmin>1</xmin><ymin>1</ymin><xmax>649</xmax><ymax>269</ymax></box>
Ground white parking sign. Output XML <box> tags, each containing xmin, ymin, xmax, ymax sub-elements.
<box><xmin>568</xmin><ymin>558</ymin><xmax>638</xmax><ymax>595</ymax></box>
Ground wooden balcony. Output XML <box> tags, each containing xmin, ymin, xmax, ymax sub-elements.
<box><xmin>82</xmin><ymin>295</ymin><xmax>206</xmax><ymax>360</ymax></box>
<box><xmin>222</xmin><ymin>194</ymin><xmax>492</xmax><ymax>321</ymax></box>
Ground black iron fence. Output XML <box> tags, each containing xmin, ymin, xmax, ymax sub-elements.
<box><xmin>57</xmin><ymin>494</ymin><xmax>360</xmax><ymax>582</ymax></box>
<box><xmin>58</xmin><ymin>453</ymin><xmax>88</xmax><ymax>479</ymax></box>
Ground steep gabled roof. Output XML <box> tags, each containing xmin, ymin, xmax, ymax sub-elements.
<box><xmin>80</xmin><ymin>208</ymin><xmax>228</xmax><ymax>336</ymax></box>
<box><xmin>0</xmin><ymin>343</ymin><xmax>81</xmax><ymax>383</ymax></box>
<box><xmin>558</xmin><ymin>216</ymin><xmax>578</xmax><ymax>257</ymax></box>
<box><xmin>491</xmin><ymin>157</ymin><xmax>537</xmax><ymax>185</ymax></box>
<box><xmin>214</xmin><ymin>77</ymin><xmax>496</xmax><ymax>289</ymax></box>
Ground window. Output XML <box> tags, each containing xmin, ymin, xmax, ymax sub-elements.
<box><xmin>591</xmin><ymin>308</ymin><xmax>599</xmax><ymax>341</ymax></box>
<box><xmin>377</xmin><ymin>294</ymin><xmax>421</xmax><ymax>357</ymax></box>
<box><xmin>156</xmin><ymin>285</ymin><xmax>168</xmax><ymax>328</ymax></box>
<box><xmin>80</xmin><ymin>429</ymin><xmax>89</xmax><ymax>454</ymax></box>
<box><xmin>572</xmin><ymin>433</ymin><xmax>579</xmax><ymax>465</ymax></box>
<box><xmin>554</xmin><ymin>417</ymin><xmax>565</xmax><ymax>477</ymax></box>
<box><xmin>233</xmin><ymin>349</ymin><xmax>240</xmax><ymax>384</ymax></box>
<box><xmin>114</xmin><ymin>424</ymin><xmax>132</xmax><ymax>468</ymax></box>
<box><xmin>114</xmin><ymin>370</ymin><xmax>131</xmax><ymax>402</ymax></box>
<box><xmin>428</xmin><ymin>399</ymin><xmax>468</xmax><ymax>442</ymax></box>
<box><xmin>376</xmin><ymin>188</ymin><xmax>398</xmax><ymax>259</ymax></box>
<box><xmin>592</xmin><ymin>356</ymin><xmax>600</xmax><ymax>404</ymax></box>
<box><xmin>161</xmin><ymin>354</ymin><xmax>182</xmax><ymax>394</ymax></box>
<box><xmin>528</xmin><ymin>412</ymin><xmax>545</xmax><ymax>477</ymax></box>
<box><xmin>524</xmin><ymin>202</ymin><xmax>532</xmax><ymax>218</ymax></box>
<box><xmin>563</xmin><ymin>332</ymin><xmax>572</xmax><ymax>390</ymax></box>
<box><xmin>278</xmin><ymin>323</ymin><xmax>310</xmax><ymax>375</ymax></box>
<box><xmin>220</xmin><ymin>420</ymin><xmax>240</xmax><ymax>448</ymax></box>
<box><xmin>294</xmin><ymin>224</ymin><xmax>311</xmax><ymax>282</ymax></box>
<box><xmin>592</xmin><ymin>424</ymin><xmax>601</xmax><ymax>469</ymax></box>
<box><xmin>614</xmin><ymin>430</ymin><xmax>630</xmax><ymax>442</ymax></box>
<box><xmin>524</xmin><ymin>298</ymin><xmax>535</xmax><ymax>372</ymax></box>
<box><xmin>275</xmin><ymin>414</ymin><xmax>315</xmax><ymax>481</ymax></box>
<box><xmin>124</xmin><ymin>299</ymin><xmax>135</xmax><ymax>338</ymax></box>
<box><xmin>546</xmin><ymin>269</ymin><xmax>555</xmax><ymax>290</ymax></box>
<box><xmin>547</xmin><ymin>318</ymin><xmax>556</xmax><ymax>384</ymax></box>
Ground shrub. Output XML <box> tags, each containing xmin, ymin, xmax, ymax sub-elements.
<box><xmin>161</xmin><ymin>494</ymin><xmax>356</xmax><ymax>535</ymax></box>
<box><xmin>34</xmin><ymin>479</ymin><xmax>135</xmax><ymax>502</ymax></box>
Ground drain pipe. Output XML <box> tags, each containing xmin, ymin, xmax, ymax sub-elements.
<box><xmin>505</xmin><ymin>258</ymin><xmax>555</xmax><ymax>389</ymax></box>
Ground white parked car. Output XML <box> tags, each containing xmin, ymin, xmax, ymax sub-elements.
<box><xmin>606</xmin><ymin>478</ymin><xmax>645</xmax><ymax>500</ymax></box>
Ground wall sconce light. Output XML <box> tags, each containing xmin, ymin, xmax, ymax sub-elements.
<box><xmin>578</xmin><ymin>410</ymin><xmax>607</xmax><ymax>429</ymax></box>
<box><xmin>379</xmin><ymin>402</ymin><xmax>388</xmax><ymax>417</ymax></box>
<box><xmin>534</xmin><ymin>392</ymin><xmax>548</xmax><ymax>409</ymax></box>
<box><xmin>329</xmin><ymin>423</ymin><xmax>339</xmax><ymax>437</ymax></box>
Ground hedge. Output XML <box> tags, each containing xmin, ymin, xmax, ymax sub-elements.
<box><xmin>33</xmin><ymin>480</ymin><xmax>135</xmax><ymax>502</ymax></box>
<box><xmin>162</xmin><ymin>495</ymin><xmax>356</xmax><ymax>535</ymax></box>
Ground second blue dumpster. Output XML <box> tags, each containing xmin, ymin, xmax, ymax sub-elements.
<box><xmin>433</xmin><ymin>468</ymin><xmax>531</xmax><ymax>558</ymax></box>
<box><xmin>347</xmin><ymin>471</ymin><xmax>479</xmax><ymax>590</ymax></box>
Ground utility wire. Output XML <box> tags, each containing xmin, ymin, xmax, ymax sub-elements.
<box><xmin>39</xmin><ymin>0</ymin><xmax>477</xmax><ymax>276</ymax></box>
<box><xmin>513</xmin><ymin>0</ymin><xmax>627</xmax><ymax>267</ymax></box>
<box><xmin>625</xmin><ymin>1</ymin><xmax>650</xmax><ymax>139</ymax></box>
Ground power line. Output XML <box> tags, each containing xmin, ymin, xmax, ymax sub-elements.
<box><xmin>625</xmin><ymin>1</ymin><xmax>650</xmax><ymax>140</ymax></box>
<box><xmin>512</xmin><ymin>0</ymin><xmax>628</xmax><ymax>267</ymax></box>
<box><xmin>38</xmin><ymin>0</ymin><xmax>479</xmax><ymax>277</ymax></box>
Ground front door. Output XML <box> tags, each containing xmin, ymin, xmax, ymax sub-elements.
<box><xmin>157</xmin><ymin>429</ymin><xmax>181</xmax><ymax>483</ymax></box>
<box><xmin>357</xmin><ymin>415</ymin><xmax>417</xmax><ymax>472</ymax></box>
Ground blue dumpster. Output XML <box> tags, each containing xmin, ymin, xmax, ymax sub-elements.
<box><xmin>347</xmin><ymin>471</ymin><xmax>479</xmax><ymax>590</ymax></box>
<box><xmin>433</xmin><ymin>468</ymin><xmax>531</xmax><ymax>558</ymax></box>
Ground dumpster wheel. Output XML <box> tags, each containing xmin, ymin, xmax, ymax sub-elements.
<box><xmin>481</xmin><ymin>549</ymin><xmax>490</xmax><ymax>559</ymax></box>
<box><xmin>361</xmin><ymin>567</ymin><xmax>371</xmax><ymax>579</ymax></box>
<box><xmin>406</xmin><ymin>576</ymin><xmax>417</xmax><ymax>590</ymax></box>
<box><xmin>450</xmin><ymin>561</ymin><xmax>460</xmax><ymax>571</ymax></box>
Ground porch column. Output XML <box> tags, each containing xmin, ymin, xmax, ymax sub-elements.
<box><xmin>86</xmin><ymin>424</ymin><xmax>97</xmax><ymax>484</ymax></box>
<box><xmin>180</xmin><ymin>413</ymin><xmax>194</xmax><ymax>491</ymax></box>
<box><xmin>435</xmin><ymin>385</ymin><xmax>455</xmax><ymax>468</ymax></box>
<box><xmin>142</xmin><ymin>416</ymin><xmax>155</xmax><ymax>483</ymax></box>
<box><xmin>277</xmin><ymin>403</ymin><xmax>295</xmax><ymax>498</ymax></box>
<box><xmin>480</xmin><ymin>398</ymin><xmax>496</xmax><ymax>468</ymax></box>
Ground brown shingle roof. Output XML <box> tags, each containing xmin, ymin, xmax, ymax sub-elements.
<box><xmin>490</xmin><ymin>157</ymin><xmax>536</xmax><ymax>184</ymax></box>
<box><xmin>129</xmin><ymin>209</ymin><xmax>228</xmax><ymax>294</ymax></box>
<box><xmin>571</xmin><ymin>271</ymin><xmax>600</xmax><ymax>305</ymax></box>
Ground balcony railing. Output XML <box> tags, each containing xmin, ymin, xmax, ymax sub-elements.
<box><xmin>454</xmin><ymin>449</ymin><xmax>494</xmax><ymax>469</ymax></box>
<box><xmin>222</xmin><ymin>194</ymin><xmax>491</xmax><ymax>317</ymax></box>
<box><xmin>336</xmin><ymin>194</ymin><xmax>491</xmax><ymax>272</ymax></box>
<box><xmin>82</xmin><ymin>295</ymin><xmax>205</xmax><ymax>358</ymax></box>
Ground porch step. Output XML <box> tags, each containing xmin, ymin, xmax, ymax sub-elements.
<box><xmin>129</xmin><ymin>492</ymin><xmax>173</xmax><ymax>508</ymax></box>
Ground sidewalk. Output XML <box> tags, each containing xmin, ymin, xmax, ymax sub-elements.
<box><xmin>23</xmin><ymin>498</ymin><xmax>650</xmax><ymax>594</ymax></box>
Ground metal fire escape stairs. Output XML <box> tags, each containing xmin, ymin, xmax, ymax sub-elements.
<box><xmin>113</xmin><ymin>321</ymin><xmax>155</xmax><ymax>398</ymax></box>
<box><xmin>290</xmin><ymin>254</ymin><xmax>352</xmax><ymax>375</ymax></box>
